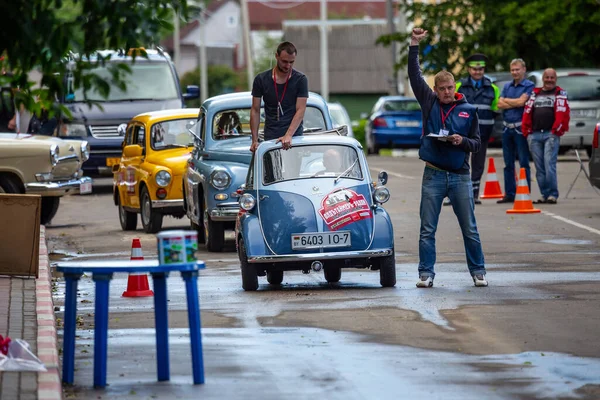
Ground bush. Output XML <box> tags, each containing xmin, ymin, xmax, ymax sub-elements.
<box><xmin>352</xmin><ymin>119</ymin><xmax>367</xmax><ymax>149</ymax></box>
<box><xmin>180</xmin><ymin>65</ymin><xmax>243</xmax><ymax>107</ymax></box>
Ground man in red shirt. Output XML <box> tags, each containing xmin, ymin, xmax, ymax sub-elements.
<box><xmin>522</xmin><ymin>68</ymin><xmax>570</xmax><ymax>204</ymax></box>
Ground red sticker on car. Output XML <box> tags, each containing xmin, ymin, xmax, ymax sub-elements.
<box><xmin>318</xmin><ymin>189</ymin><xmax>372</xmax><ymax>231</ymax></box>
<box><xmin>458</xmin><ymin>111</ymin><xmax>470</xmax><ymax>118</ymax></box>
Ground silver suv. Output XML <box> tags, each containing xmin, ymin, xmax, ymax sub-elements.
<box><xmin>527</xmin><ymin>69</ymin><xmax>600</xmax><ymax>156</ymax></box>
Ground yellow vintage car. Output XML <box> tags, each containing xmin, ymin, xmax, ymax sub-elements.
<box><xmin>113</xmin><ymin>109</ymin><xmax>199</xmax><ymax>233</ymax></box>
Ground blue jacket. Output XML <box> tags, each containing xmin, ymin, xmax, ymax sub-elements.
<box><xmin>408</xmin><ymin>46</ymin><xmax>481</xmax><ymax>173</ymax></box>
<box><xmin>456</xmin><ymin>77</ymin><xmax>500</xmax><ymax>126</ymax></box>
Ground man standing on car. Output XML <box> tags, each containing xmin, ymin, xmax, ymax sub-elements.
<box><xmin>444</xmin><ymin>53</ymin><xmax>500</xmax><ymax>206</ymax></box>
<box><xmin>250</xmin><ymin>42</ymin><xmax>309</xmax><ymax>152</ymax></box>
<box><xmin>408</xmin><ymin>27</ymin><xmax>488</xmax><ymax>288</ymax></box>
<box><xmin>522</xmin><ymin>68</ymin><xmax>570</xmax><ymax>204</ymax></box>
<box><xmin>496</xmin><ymin>58</ymin><xmax>535</xmax><ymax>203</ymax></box>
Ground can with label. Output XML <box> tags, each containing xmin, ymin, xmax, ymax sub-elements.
<box><xmin>156</xmin><ymin>231</ymin><xmax>186</xmax><ymax>265</ymax></box>
<box><xmin>184</xmin><ymin>231</ymin><xmax>198</xmax><ymax>263</ymax></box>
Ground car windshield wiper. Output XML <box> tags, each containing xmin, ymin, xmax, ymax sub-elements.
<box><xmin>334</xmin><ymin>158</ymin><xmax>358</xmax><ymax>184</ymax></box>
<box><xmin>161</xmin><ymin>144</ymin><xmax>188</xmax><ymax>148</ymax></box>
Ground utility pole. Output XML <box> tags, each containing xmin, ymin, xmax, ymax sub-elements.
<box><xmin>240</xmin><ymin>0</ymin><xmax>254</xmax><ymax>89</ymax></box>
<box><xmin>319</xmin><ymin>0</ymin><xmax>329</xmax><ymax>101</ymax></box>
<box><xmin>173</xmin><ymin>11</ymin><xmax>181</xmax><ymax>72</ymax></box>
<box><xmin>199</xmin><ymin>3</ymin><xmax>208</xmax><ymax>103</ymax></box>
<box><xmin>386</xmin><ymin>0</ymin><xmax>399</xmax><ymax>95</ymax></box>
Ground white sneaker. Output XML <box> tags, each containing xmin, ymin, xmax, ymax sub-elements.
<box><xmin>473</xmin><ymin>274</ymin><xmax>488</xmax><ymax>287</ymax></box>
<box><xmin>416</xmin><ymin>276</ymin><xmax>434</xmax><ymax>288</ymax></box>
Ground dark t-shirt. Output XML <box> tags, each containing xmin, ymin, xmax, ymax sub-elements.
<box><xmin>251</xmin><ymin>69</ymin><xmax>308</xmax><ymax>140</ymax></box>
<box><xmin>532</xmin><ymin>89</ymin><xmax>556</xmax><ymax>132</ymax></box>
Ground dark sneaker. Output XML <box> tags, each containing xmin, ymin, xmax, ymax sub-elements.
<box><xmin>473</xmin><ymin>274</ymin><xmax>488</xmax><ymax>287</ymax></box>
<box><xmin>474</xmin><ymin>199</ymin><xmax>482</xmax><ymax>205</ymax></box>
<box><xmin>416</xmin><ymin>276</ymin><xmax>434</xmax><ymax>288</ymax></box>
<box><xmin>443</xmin><ymin>198</ymin><xmax>452</xmax><ymax>206</ymax></box>
<box><xmin>535</xmin><ymin>198</ymin><xmax>547</xmax><ymax>204</ymax></box>
<box><xmin>546</xmin><ymin>196</ymin><xmax>557</xmax><ymax>204</ymax></box>
<box><xmin>496</xmin><ymin>197</ymin><xmax>514</xmax><ymax>204</ymax></box>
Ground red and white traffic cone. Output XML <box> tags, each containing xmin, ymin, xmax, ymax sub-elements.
<box><xmin>122</xmin><ymin>238</ymin><xmax>154</xmax><ymax>297</ymax></box>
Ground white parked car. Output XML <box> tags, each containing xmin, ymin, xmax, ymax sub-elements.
<box><xmin>327</xmin><ymin>102</ymin><xmax>354</xmax><ymax>138</ymax></box>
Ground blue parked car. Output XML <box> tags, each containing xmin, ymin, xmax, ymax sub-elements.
<box><xmin>183</xmin><ymin>91</ymin><xmax>333</xmax><ymax>252</ymax></box>
<box><xmin>235</xmin><ymin>134</ymin><xmax>396</xmax><ymax>291</ymax></box>
<box><xmin>365</xmin><ymin>96</ymin><xmax>422</xmax><ymax>154</ymax></box>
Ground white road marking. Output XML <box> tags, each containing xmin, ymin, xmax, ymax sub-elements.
<box><xmin>543</xmin><ymin>211</ymin><xmax>600</xmax><ymax>236</ymax></box>
<box><xmin>369</xmin><ymin>167</ymin><xmax>417</xmax><ymax>180</ymax></box>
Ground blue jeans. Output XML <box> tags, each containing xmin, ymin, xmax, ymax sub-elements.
<box><xmin>418</xmin><ymin>166</ymin><xmax>486</xmax><ymax>278</ymax></box>
<box><xmin>502</xmin><ymin>127</ymin><xmax>531</xmax><ymax>198</ymax></box>
<box><xmin>528</xmin><ymin>131</ymin><xmax>560</xmax><ymax>199</ymax></box>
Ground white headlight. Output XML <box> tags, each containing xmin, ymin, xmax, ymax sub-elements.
<box><xmin>374</xmin><ymin>186</ymin><xmax>390</xmax><ymax>204</ymax></box>
<box><xmin>210</xmin><ymin>170</ymin><xmax>231</xmax><ymax>189</ymax></box>
<box><xmin>50</xmin><ymin>144</ymin><xmax>59</xmax><ymax>166</ymax></box>
<box><xmin>239</xmin><ymin>193</ymin><xmax>256</xmax><ymax>211</ymax></box>
<box><xmin>59</xmin><ymin>123</ymin><xmax>87</xmax><ymax>137</ymax></box>
<box><xmin>155</xmin><ymin>170</ymin><xmax>172</xmax><ymax>187</ymax></box>
<box><xmin>80</xmin><ymin>141</ymin><xmax>90</xmax><ymax>162</ymax></box>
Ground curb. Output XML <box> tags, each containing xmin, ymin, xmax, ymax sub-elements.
<box><xmin>36</xmin><ymin>226</ymin><xmax>63</xmax><ymax>400</ymax></box>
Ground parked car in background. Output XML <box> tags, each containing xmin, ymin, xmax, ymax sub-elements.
<box><xmin>57</xmin><ymin>48</ymin><xmax>199</xmax><ymax>176</ymax></box>
<box><xmin>327</xmin><ymin>102</ymin><xmax>354</xmax><ymax>137</ymax></box>
<box><xmin>589</xmin><ymin>123</ymin><xmax>600</xmax><ymax>190</ymax></box>
<box><xmin>527</xmin><ymin>69</ymin><xmax>600</xmax><ymax>156</ymax></box>
<box><xmin>235</xmin><ymin>134</ymin><xmax>395</xmax><ymax>291</ymax></box>
<box><xmin>183</xmin><ymin>91</ymin><xmax>333</xmax><ymax>252</ymax></box>
<box><xmin>364</xmin><ymin>96</ymin><xmax>422</xmax><ymax>154</ymax></box>
<box><xmin>0</xmin><ymin>133</ymin><xmax>92</xmax><ymax>224</ymax></box>
<box><xmin>113</xmin><ymin>109</ymin><xmax>199</xmax><ymax>233</ymax></box>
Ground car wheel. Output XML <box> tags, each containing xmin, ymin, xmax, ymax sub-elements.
<box><xmin>366</xmin><ymin>127</ymin><xmax>375</xmax><ymax>155</ymax></box>
<box><xmin>140</xmin><ymin>186</ymin><xmax>163</xmax><ymax>233</ymax></box>
<box><xmin>118</xmin><ymin>194</ymin><xmax>137</xmax><ymax>231</ymax></box>
<box><xmin>204</xmin><ymin>209</ymin><xmax>225</xmax><ymax>252</ymax></box>
<box><xmin>0</xmin><ymin>175</ymin><xmax>20</xmax><ymax>194</ymax></box>
<box><xmin>558</xmin><ymin>146</ymin><xmax>570</xmax><ymax>155</ymax></box>
<box><xmin>266</xmin><ymin>270</ymin><xmax>284</xmax><ymax>285</ymax></box>
<box><xmin>586</xmin><ymin>146</ymin><xmax>593</xmax><ymax>158</ymax></box>
<box><xmin>324</xmin><ymin>267</ymin><xmax>341</xmax><ymax>283</ymax></box>
<box><xmin>40</xmin><ymin>197</ymin><xmax>60</xmax><ymax>225</ymax></box>
<box><xmin>239</xmin><ymin>239</ymin><xmax>258</xmax><ymax>291</ymax></box>
<box><xmin>379</xmin><ymin>251</ymin><xmax>396</xmax><ymax>287</ymax></box>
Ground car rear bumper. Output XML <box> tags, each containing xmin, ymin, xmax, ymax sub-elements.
<box><xmin>373</xmin><ymin>130</ymin><xmax>421</xmax><ymax>146</ymax></box>
<box><xmin>248</xmin><ymin>248</ymin><xmax>393</xmax><ymax>263</ymax></box>
<box><xmin>25</xmin><ymin>176</ymin><xmax>93</xmax><ymax>196</ymax></box>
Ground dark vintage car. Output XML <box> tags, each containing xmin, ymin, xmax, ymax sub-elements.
<box><xmin>183</xmin><ymin>91</ymin><xmax>334</xmax><ymax>252</ymax></box>
<box><xmin>364</xmin><ymin>96</ymin><xmax>422</xmax><ymax>154</ymax></box>
<box><xmin>590</xmin><ymin>123</ymin><xmax>600</xmax><ymax>190</ymax></box>
<box><xmin>235</xmin><ymin>134</ymin><xmax>396</xmax><ymax>291</ymax></box>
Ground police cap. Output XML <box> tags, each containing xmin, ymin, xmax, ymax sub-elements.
<box><xmin>466</xmin><ymin>53</ymin><xmax>489</xmax><ymax>68</ymax></box>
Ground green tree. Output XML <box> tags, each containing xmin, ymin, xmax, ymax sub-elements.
<box><xmin>180</xmin><ymin>65</ymin><xmax>243</xmax><ymax>107</ymax></box>
<box><xmin>0</xmin><ymin>0</ymin><xmax>189</xmax><ymax>116</ymax></box>
<box><xmin>378</xmin><ymin>0</ymin><xmax>600</xmax><ymax>76</ymax></box>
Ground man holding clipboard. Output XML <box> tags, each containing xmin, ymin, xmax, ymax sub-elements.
<box><xmin>408</xmin><ymin>28</ymin><xmax>488</xmax><ymax>289</ymax></box>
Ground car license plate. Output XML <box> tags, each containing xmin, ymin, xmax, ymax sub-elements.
<box><xmin>291</xmin><ymin>231</ymin><xmax>351</xmax><ymax>250</ymax></box>
<box><xmin>571</xmin><ymin>109</ymin><xmax>597</xmax><ymax>119</ymax></box>
<box><xmin>395</xmin><ymin>120</ymin><xmax>420</xmax><ymax>127</ymax></box>
<box><xmin>106</xmin><ymin>157</ymin><xmax>120</xmax><ymax>166</ymax></box>
<box><xmin>79</xmin><ymin>181</ymin><xmax>92</xmax><ymax>195</ymax></box>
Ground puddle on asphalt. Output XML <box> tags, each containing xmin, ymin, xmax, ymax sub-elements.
<box><xmin>541</xmin><ymin>238</ymin><xmax>594</xmax><ymax>245</ymax></box>
<box><xmin>49</xmin><ymin>249</ymin><xmax>130</xmax><ymax>262</ymax></box>
<box><xmin>64</xmin><ymin>327</ymin><xmax>600</xmax><ymax>400</ymax></box>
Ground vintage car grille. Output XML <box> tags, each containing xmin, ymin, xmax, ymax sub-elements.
<box><xmin>90</xmin><ymin>125</ymin><xmax>122</xmax><ymax>139</ymax></box>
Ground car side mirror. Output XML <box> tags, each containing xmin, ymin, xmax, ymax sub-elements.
<box><xmin>123</xmin><ymin>145</ymin><xmax>143</xmax><ymax>158</ymax></box>
<box><xmin>183</xmin><ymin>85</ymin><xmax>200</xmax><ymax>100</ymax></box>
<box><xmin>378</xmin><ymin>171</ymin><xmax>388</xmax><ymax>186</ymax></box>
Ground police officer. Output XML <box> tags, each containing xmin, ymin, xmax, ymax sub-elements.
<box><xmin>445</xmin><ymin>54</ymin><xmax>499</xmax><ymax>206</ymax></box>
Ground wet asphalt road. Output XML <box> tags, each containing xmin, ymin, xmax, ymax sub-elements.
<box><xmin>48</xmin><ymin>150</ymin><xmax>600</xmax><ymax>399</ymax></box>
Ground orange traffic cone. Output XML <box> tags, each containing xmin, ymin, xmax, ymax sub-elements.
<box><xmin>480</xmin><ymin>157</ymin><xmax>504</xmax><ymax>199</ymax></box>
<box><xmin>506</xmin><ymin>168</ymin><xmax>541</xmax><ymax>214</ymax></box>
<box><xmin>122</xmin><ymin>238</ymin><xmax>154</xmax><ymax>297</ymax></box>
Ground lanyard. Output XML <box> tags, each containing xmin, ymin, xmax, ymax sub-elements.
<box><xmin>440</xmin><ymin>103</ymin><xmax>457</xmax><ymax>128</ymax></box>
<box><xmin>273</xmin><ymin>68</ymin><xmax>291</xmax><ymax>120</ymax></box>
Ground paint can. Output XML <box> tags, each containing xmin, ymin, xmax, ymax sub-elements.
<box><xmin>184</xmin><ymin>230</ymin><xmax>198</xmax><ymax>263</ymax></box>
<box><xmin>157</xmin><ymin>230</ymin><xmax>185</xmax><ymax>265</ymax></box>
